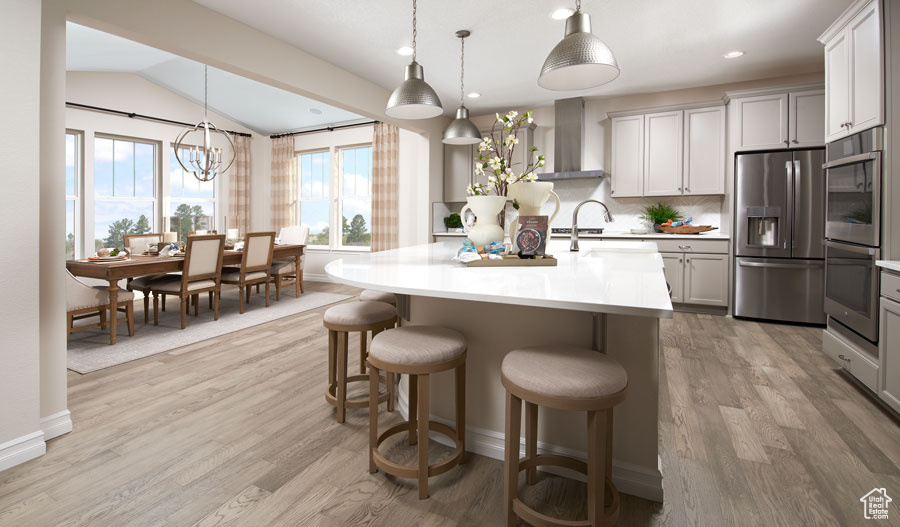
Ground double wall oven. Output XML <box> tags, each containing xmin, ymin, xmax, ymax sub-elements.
<box><xmin>823</xmin><ymin>128</ymin><xmax>882</xmax><ymax>343</ymax></box>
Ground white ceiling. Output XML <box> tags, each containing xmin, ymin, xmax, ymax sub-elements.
<box><xmin>66</xmin><ymin>22</ymin><xmax>365</xmax><ymax>136</ymax></box>
<box><xmin>192</xmin><ymin>0</ymin><xmax>850</xmax><ymax>116</ymax></box>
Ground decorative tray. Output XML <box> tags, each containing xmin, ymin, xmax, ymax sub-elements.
<box><xmin>465</xmin><ymin>255</ymin><xmax>557</xmax><ymax>267</ymax></box>
<box><xmin>657</xmin><ymin>225</ymin><xmax>718</xmax><ymax>235</ymax></box>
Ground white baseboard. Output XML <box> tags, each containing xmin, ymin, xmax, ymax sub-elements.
<box><xmin>303</xmin><ymin>273</ymin><xmax>334</xmax><ymax>283</ymax></box>
<box><xmin>397</xmin><ymin>387</ymin><xmax>663</xmax><ymax>502</ymax></box>
<box><xmin>0</xmin><ymin>430</ymin><xmax>46</xmax><ymax>473</ymax></box>
<box><xmin>41</xmin><ymin>410</ymin><xmax>72</xmax><ymax>441</ymax></box>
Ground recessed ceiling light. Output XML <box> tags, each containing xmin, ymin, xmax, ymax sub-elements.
<box><xmin>309</xmin><ymin>108</ymin><xmax>323</xmax><ymax>115</ymax></box>
<box><xmin>467</xmin><ymin>92</ymin><xmax>481</xmax><ymax>98</ymax></box>
<box><xmin>723</xmin><ymin>50</ymin><xmax>744</xmax><ymax>59</ymax></box>
<box><xmin>396</xmin><ymin>46</ymin><xmax>414</xmax><ymax>56</ymax></box>
<box><xmin>551</xmin><ymin>8</ymin><xmax>574</xmax><ymax>20</ymax></box>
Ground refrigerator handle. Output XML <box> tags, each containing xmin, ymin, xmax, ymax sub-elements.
<box><xmin>784</xmin><ymin>161</ymin><xmax>792</xmax><ymax>250</ymax></box>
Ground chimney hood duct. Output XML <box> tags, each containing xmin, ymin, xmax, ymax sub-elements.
<box><xmin>536</xmin><ymin>97</ymin><xmax>607</xmax><ymax>181</ymax></box>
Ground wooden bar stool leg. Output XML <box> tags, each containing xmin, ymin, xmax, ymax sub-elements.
<box><xmin>504</xmin><ymin>392</ymin><xmax>522</xmax><ymax>527</ymax></box>
<box><xmin>387</xmin><ymin>372</ymin><xmax>395</xmax><ymax>412</ymax></box>
<box><xmin>417</xmin><ymin>373</ymin><xmax>430</xmax><ymax>500</ymax></box>
<box><xmin>525</xmin><ymin>401</ymin><xmax>538</xmax><ymax>485</ymax></box>
<box><xmin>336</xmin><ymin>331</ymin><xmax>348</xmax><ymax>423</ymax></box>
<box><xmin>327</xmin><ymin>330</ymin><xmax>337</xmax><ymax>388</ymax></box>
<box><xmin>359</xmin><ymin>330</ymin><xmax>367</xmax><ymax>375</ymax></box>
<box><xmin>456</xmin><ymin>363</ymin><xmax>466</xmax><ymax>464</ymax></box>
<box><xmin>587</xmin><ymin>409</ymin><xmax>608</xmax><ymax>526</ymax></box>
<box><xmin>605</xmin><ymin>408</ymin><xmax>614</xmax><ymax>506</ymax></box>
<box><xmin>408</xmin><ymin>374</ymin><xmax>418</xmax><ymax>445</ymax></box>
<box><xmin>369</xmin><ymin>363</ymin><xmax>380</xmax><ymax>474</ymax></box>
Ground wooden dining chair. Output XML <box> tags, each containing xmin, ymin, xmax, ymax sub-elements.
<box><xmin>66</xmin><ymin>270</ymin><xmax>134</xmax><ymax>342</ymax></box>
<box><xmin>124</xmin><ymin>233</ymin><xmax>168</xmax><ymax>320</ymax></box>
<box><xmin>149</xmin><ymin>234</ymin><xmax>225</xmax><ymax>329</ymax></box>
<box><xmin>221</xmin><ymin>231</ymin><xmax>275</xmax><ymax>313</ymax></box>
<box><xmin>270</xmin><ymin>224</ymin><xmax>309</xmax><ymax>300</ymax></box>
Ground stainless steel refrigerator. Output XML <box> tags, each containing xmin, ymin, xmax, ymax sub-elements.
<box><xmin>734</xmin><ymin>149</ymin><xmax>827</xmax><ymax>324</ymax></box>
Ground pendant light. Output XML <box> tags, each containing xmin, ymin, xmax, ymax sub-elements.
<box><xmin>174</xmin><ymin>65</ymin><xmax>235</xmax><ymax>182</ymax></box>
<box><xmin>443</xmin><ymin>30</ymin><xmax>481</xmax><ymax>145</ymax></box>
<box><xmin>538</xmin><ymin>0</ymin><xmax>620</xmax><ymax>91</ymax></box>
<box><xmin>386</xmin><ymin>0</ymin><xmax>443</xmax><ymax>119</ymax></box>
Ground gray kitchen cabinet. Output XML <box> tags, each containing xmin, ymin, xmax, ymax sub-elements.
<box><xmin>661</xmin><ymin>252</ymin><xmax>684</xmax><ymax>303</ymax></box>
<box><xmin>683</xmin><ymin>253</ymin><xmax>729</xmax><ymax>306</ymax></box>
<box><xmin>880</xmin><ymin>271</ymin><xmax>900</xmax><ymax>413</ymax></box>
<box><xmin>443</xmin><ymin>143</ymin><xmax>474</xmax><ymax>203</ymax></box>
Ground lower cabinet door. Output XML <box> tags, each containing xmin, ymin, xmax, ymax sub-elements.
<box><xmin>661</xmin><ymin>252</ymin><xmax>684</xmax><ymax>303</ymax></box>
<box><xmin>881</xmin><ymin>297</ymin><xmax>900</xmax><ymax>413</ymax></box>
<box><xmin>684</xmin><ymin>253</ymin><xmax>728</xmax><ymax>306</ymax></box>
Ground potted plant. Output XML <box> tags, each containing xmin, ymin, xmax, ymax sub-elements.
<box><xmin>443</xmin><ymin>213</ymin><xmax>464</xmax><ymax>233</ymax></box>
<box><xmin>464</xmin><ymin>110</ymin><xmax>546</xmax><ymax>246</ymax></box>
<box><xmin>640</xmin><ymin>203</ymin><xmax>683</xmax><ymax>233</ymax></box>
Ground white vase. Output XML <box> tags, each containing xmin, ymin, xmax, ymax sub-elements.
<box><xmin>460</xmin><ymin>195</ymin><xmax>508</xmax><ymax>247</ymax></box>
<box><xmin>507</xmin><ymin>181</ymin><xmax>561</xmax><ymax>239</ymax></box>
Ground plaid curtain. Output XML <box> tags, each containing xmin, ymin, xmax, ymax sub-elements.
<box><xmin>270</xmin><ymin>136</ymin><xmax>297</xmax><ymax>231</ymax></box>
<box><xmin>228</xmin><ymin>135</ymin><xmax>251</xmax><ymax>235</ymax></box>
<box><xmin>371</xmin><ymin>123</ymin><xmax>399</xmax><ymax>252</ymax></box>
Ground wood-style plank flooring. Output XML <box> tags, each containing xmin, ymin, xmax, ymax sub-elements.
<box><xmin>2</xmin><ymin>281</ymin><xmax>899</xmax><ymax>526</ymax></box>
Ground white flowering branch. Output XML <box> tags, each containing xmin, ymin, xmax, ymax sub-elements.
<box><xmin>467</xmin><ymin>110</ymin><xmax>545</xmax><ymax>196</ymax></box>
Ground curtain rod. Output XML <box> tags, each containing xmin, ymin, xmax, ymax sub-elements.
<box><xmin>270</xmin><ymin>120</ymin><xmax>380</xmax><ymax>139</ymax></box>
<box><xmin>65</xmin><ymin>101</ymin><xmax>254</xmax><ymax>138</ymax></box>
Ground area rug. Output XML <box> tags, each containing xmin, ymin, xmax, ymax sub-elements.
<box><xmin>67</xmin><ymin>288</ymin><xmax>350</xmax><ymax>374</ymax></box>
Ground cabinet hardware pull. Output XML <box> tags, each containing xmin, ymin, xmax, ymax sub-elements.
<box><xmin>685</xmin><ymin>187</ymin><xmax>690</xmax><ymax>192</ymax></box>
<box><xmin>838</xmin><ymin>354</ymin><xmax>850</xmax><ymax>362</ymax></box>
<box><xmin>678</xmin><ymin>245</ymin><xmax>691</xmax><ymax>249</ymax></box>
<box><xmin>791</xmin><ymin>139</ymin><xmax>798</xmax><ymax>144</ymax></box>
<box><xmin>896</xmin><ymin>288</ymin><xmax>900</xmax><ymax>293</ymax></box>
<box><xmin>784</xmin><ymin>140</ymin><xmax>790</xmax><ymax>146</ymax></box>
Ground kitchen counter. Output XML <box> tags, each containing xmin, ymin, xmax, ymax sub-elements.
<box><xmin>325</xmin><ymin>240</ymin><xmax>673</xmax><ymax>318</ymax></box>
<box><xmin>433</xmin><ymin>231</ymin><xmax>730</xmax><ymax>240</ymax></box>
<box><xmin>877</xmin><ymin>261</ymin><xmax>900</xmax><ymax>273</ymax></box>
<box><xmin>325</xmin><ymin>240</ymin><xmax>668</xmax><ymax>501</ymax></box>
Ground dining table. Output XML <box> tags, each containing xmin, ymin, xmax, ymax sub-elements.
<box><xmin>66</xmin><ymin>244</ymin><xmax>305</xmax><ymax>344</ymax></box>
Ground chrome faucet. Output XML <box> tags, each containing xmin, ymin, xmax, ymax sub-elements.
<box><xmin>570</xmin><ymin>200</ymin><xmax>614</xmax><ymax>252</ymax></box>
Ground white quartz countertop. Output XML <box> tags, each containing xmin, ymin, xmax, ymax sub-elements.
<box><xmin>432</xmin><ymin>231</ymin><xmax>730</xmax><ymax>240</ymax></box>
<box><xmin>324</xmin><ymin>240</ymin><xmax>674</xmax><ymax>318</ymax></box>
<box><xmin>877</xmin><ymin>261</ymin><xmax>900</xmax><ymax>273</ymax></box>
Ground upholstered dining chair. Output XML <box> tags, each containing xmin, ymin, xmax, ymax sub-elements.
<box><xmin>270</xmin><ymin>224</ymin><xmax>309</xmax><ymax>300</ymax></box>
<box><xmin>124</xmin><ymin>232</ymin><xmax>168</xmax><ymax>322</ymax></box>
<box><xmin>148</xmin><ymin>234</ymin><xmax>225</xmax><ymax>329</ymax></box>
<box><xmin>66</xmin><ymin>270</ymin><xmax>134</xmax><ymax>342</ymax></box>
<box><xmin>221</xmin><ymin>231</ymin><xmax>275</xmax><ymax>313</ymax></box>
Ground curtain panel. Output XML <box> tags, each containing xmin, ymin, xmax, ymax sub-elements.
<box><xmin>371</xmin><ymin>123</ymin><xmax>400</xmax><ymax>252</ymax></box>
<box><xmin>270</xmin><ymin>136</ymin><xmax>297</xmax><ymax>231</ymax></box>
<box><xmin>228</xmin><ymin>135</ymin><xmax>251</xmax><ymax>235</ymax></box>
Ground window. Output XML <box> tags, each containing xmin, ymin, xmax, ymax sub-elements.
<box><xmin>65</xmin><ymin>132</ymin><xmax>81</xmax><ymax>260</ymax></box>
<box><xmin>338</xmin><ymin>145</ymin><xmax>372</xmax><ymax>248</ymax></box>
<box><xmin>169</xmin><ymin>146</ymin><xmax>216</xmax><ymax>241</ymax></box>
<box><xmin>93</xmin><ymin>137</ymin><xmax>156</xmax><ymax>250</ymax></box>
<box><xmin>298</xmin><ymin>150</ymin><xmax>331</xmax><ymax>246</ymax></box>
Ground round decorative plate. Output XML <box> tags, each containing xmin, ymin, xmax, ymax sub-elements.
<box><xmin>516</xmin><ymin>228</ymin><xmax>542</xmax><ymax>254</ymax></box>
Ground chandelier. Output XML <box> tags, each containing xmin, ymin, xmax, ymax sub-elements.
<box><xmin>174</xmin><ymin>64</ymin><xmax>235</xmax><ymax>182</ymax></box>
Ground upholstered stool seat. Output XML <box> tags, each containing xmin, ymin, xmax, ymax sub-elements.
<box><xmin>359</xmin><ymin>289</ymin><xmax>398</xmax><ymax>307</ymax></box>
<box><xmin>323</xmin><ymin>301</ymin><xmax>399</xmax><ymax>423</ymax></box>
<box><xmin>367</xmin><ymin>326</ymin><xmax>467</xmax><ymax>499</ymax></box>
<box><xmin>501</xmin><ymin>346</ymin><xmax>628</xmax><ymax>527</ymax></box>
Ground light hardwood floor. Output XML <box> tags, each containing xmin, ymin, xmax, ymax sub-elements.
<box><xmin>1</xmin><ymin>281</ymin><xmax>899</xmax><ymax>526</ymax></box>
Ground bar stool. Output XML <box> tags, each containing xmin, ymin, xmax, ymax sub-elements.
<box><xmin>359</xmin><ymin>289</ymin><xmax>398</xmax><ymax>307</ymax></box>
<box><xmin>323</xmin><ymin>301</ymin><xmax>398</xmax><ymax>423</ymax></box>
<box><xmin>501</xmin><ymin>346</ymin><xmax>628</xmax><ymax>527</ymax></box>
<box><xmin>367</xmin><ymin>326</ymin><xmax>467</xmax><ymax>499</ymax></box>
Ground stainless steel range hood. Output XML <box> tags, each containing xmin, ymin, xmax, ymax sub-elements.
<box><xmin>536</xmin><ymin>97</ymin><xmax>607</xmax><ymax>181</ymax></box>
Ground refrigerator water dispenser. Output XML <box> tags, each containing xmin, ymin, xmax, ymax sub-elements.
<box><xmin>745</xmin><ymin>207</ymin><xmax>780</xmax><ymax>247</ymax></box>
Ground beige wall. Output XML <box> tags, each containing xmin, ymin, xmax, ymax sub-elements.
<box><xmin>65</xmin><ymin>71</ymin><xmax>264</xmax><ymax>248</ymax></box>
<box><xmin>0</xmin><ymin>0</ymin><xmax>45</xmax><ymax>465</ymax></box>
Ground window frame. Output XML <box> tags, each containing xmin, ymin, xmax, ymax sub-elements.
<box><xmin>92</xmin><ymin>133</ymin><xmax>160</xmax><ymax>250</ymax></box>
<box><xmin>167</xmin><ymin>143</ymin><xmax>218</xmax><ymax>238</ymax></box>
<box><xmin>336</xmin><ymin>143</ymin><xmax>373</xmax><ymax>250</ymax></box>
<box><xmin>297</xmin><ymin>148</ymin><xmax>333</xmax><ymax>248</ymax></box>
<box><xmin>65</xmin><ymin>130</ymin><xmax>83</xmax><ymax>260</ymax></box>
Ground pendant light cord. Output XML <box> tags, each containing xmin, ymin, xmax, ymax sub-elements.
<box><xmin>459</xmin><ymin>36</ymin><xmax>465</xmax><ymax>106</ymax></box>
<box><xmin>575</xmin><ymin>0</ymin><xmax>581</xmax><ymax>12</ymax></box>
<box><xmin>204</xmin><ymin>64</ymin><xmax>208</xmax><ymax>121</ymax></box>
<box><xmin>412</xmin><ymin>0</ymin><xmax>417</xmax><ymax>63</ymax></box>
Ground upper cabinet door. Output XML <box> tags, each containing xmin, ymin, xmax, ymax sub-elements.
<box><xmin>683</xmin><ymin>106</ymin><xmax>725</xmax><ymax>195</ymax></box>
<box><xmin>610</xmin><ymin>115</ymin><xmax>644</xmax><ymax>197</ymax></box>
<box><xmin>789</xmin><ymin>90</ymin><xmax>825</xmax><ymax>148</ymax></box>
<box><xmin>825</xmin><ymin>31</ymin><xmax>850</xmax><ymax>142</ymax></box>
<box><xmin>643</xmin><ymin>111</ymin><xmax>683</xmax><ymax>196</ymax></box>
<box><xmin>848</xmin><ymin>0</ymin><xmax>884</xmax><ymax>134</ymax></box>
<box><xmin>443</xmin><ymin>144</ymin><xmax>473</xmax><ymax>202</ymax></box>
<box><xmin>732</xmin><ymin>94</ymin><xmax>789</xmax><ymax>151</ymax></box>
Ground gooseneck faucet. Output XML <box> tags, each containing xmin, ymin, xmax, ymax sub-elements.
<box><xmin>570</xmin><ymin>199</ymin><xmax>614</xmax><ymax>252</ymax></box>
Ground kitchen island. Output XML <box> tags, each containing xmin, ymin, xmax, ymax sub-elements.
<box><xmin>325</xmin><ymin>240</ymin><xmax>672</xmax><ymax>501</ymax></box>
